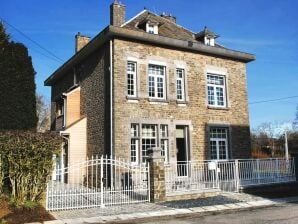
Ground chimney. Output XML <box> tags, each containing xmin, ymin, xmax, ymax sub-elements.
<box><xmin>75</xmin><ymin>32</ymin><xmax>90</xmax><ymax>53</ymax></box>
<box><xmin>161</xmin><ymin>12</ymin><xmax>176</xmax><ymax>23</ymax></box>
<box><xmin>110</xmin><ymin>0</ymin><xmax>126</xmax><ymax>26</ymax></box>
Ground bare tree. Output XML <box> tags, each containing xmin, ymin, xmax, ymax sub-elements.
<box><xmin>36</xmin><ymin>94</ymin><xmax>50</xmax><ymax>132</ymax></box>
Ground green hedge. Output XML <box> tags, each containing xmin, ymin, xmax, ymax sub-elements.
<box><xmin>0</xmin><ymin>131</ymin><xmax>62</xmax><ymax>204</ymax></box>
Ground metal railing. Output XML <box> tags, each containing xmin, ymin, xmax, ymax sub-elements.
<box><xmin>165</xmin><ymin>158</ymin><xmax>296</xmax><ymax>196</ymax></box>
<box><xmin>46</xmin><ymin>155</ymin><xmax>150</xmax><ymax>211</ymax></box>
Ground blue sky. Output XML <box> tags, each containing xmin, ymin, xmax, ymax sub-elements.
<box><xmin>1</xmin><ymin>0</ymin><xmax>298</xmax><ymax>128</ymax></box>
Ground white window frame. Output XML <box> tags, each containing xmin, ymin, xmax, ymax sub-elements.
<box><xmin>146</xmin><ymin>23</ymin><xmax>158</xmax><ymax>34</ymax></box>
<box><xmin>207</xmin><ymin>73</ymin><xmax>227</xmax><ymax>107</ymax></box>
<box><xmin>176</xmin><ymin>68</ymin><xmax>185</xmax><ymax>101</ymax></box>
<box><xmin>148</xmin><ymin>64</ymin><xmax>166</xmax><ymax>100</ymax></box>
<box><xmin>127</xmin><ymin>61</ymin><xmax>137</xmax><ymax>97</ymax></box>
<box><xmin>141</xmin><ymin>124</ymin><xmax>157</xmax><ymax>164</ymax></box>
<box><xmin>160</xmin><ymin>124</ymin><xmax>169</xmax><ymax>163</ymax></box>
<box><xmin>209</xmin><ymin>127</ymin><xmax>229</xmax><ymax>160</ymax></box>
<box><xmin>130</xmin><ymin>124</ymin><xmax>140</xmax><ymax>164</ymax></box>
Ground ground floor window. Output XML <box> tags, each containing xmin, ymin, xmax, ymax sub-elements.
<box><xmin>209</xmin><ymin>127</ymin><xmax>229</xmax><ymax>160</ymax></box>
<box><xmin>130</xmin><ymin>123</ymin><xmax>169</xmax><ymax>164</ymax></box>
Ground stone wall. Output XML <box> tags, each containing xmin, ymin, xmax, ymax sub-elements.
<box><xmin>112</xmin><ymin>39</ymin><xmax>251</xmax><ymax>161</ymax></box>
<box><xmin>79</xmin><ymin>44</ymin><xmax>111</xmax><ymax>157</ymax></box>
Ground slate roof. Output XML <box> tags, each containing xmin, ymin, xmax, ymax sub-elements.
<box><xmin>122</xmin><ymin>10</ymin><xmax>197</xmax><ymax>42</ymax></box>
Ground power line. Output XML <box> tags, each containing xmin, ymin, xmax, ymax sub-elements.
<box><xmin>0</xmin><ymin>17</ymin><xmax>64</xmax><ymax>63</ymax></box>
<box><xmin>249</xmin><ymin>96</ymin><xmax>298</xmax><ymax>105</ymax></box>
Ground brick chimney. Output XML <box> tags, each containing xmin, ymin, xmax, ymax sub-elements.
<box><xmin>75</xmin><ymin>32</ymin><xmax>90</xmax><ymax>53</ymax></box>
<box><xmin>110</xmin><ymin>0</ymin><xmax>126</xmax><ymax>26</ymax></box>
<box><xmin>161</xmin><ymin>12</ymin><xmax>176</xmax><ymax>23</ymax></box>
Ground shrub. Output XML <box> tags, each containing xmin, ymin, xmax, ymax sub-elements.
<box><xmin>0</xmin><ymin>131</ymin><xmax>62</xmax><ymax>205</ymax></box>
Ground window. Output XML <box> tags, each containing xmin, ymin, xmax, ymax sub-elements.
<box><xmin>148</xmin><ymin>64</ymin><xmax>166</xmax><ymax>100</ymax></box>
<box><xmin>160</xmin><ymin>125</ymin><xmax>169</xmax><ymax>163</ymax></box>
<box><xmin>207</xmin><ymin>74</ymin><xmax>226</xmax><ymax>107</ymax></box>
<box><xmin>130</xmin><ymin>123</ymin><xmax>169</xmax><ymax>164</ymax></box>
<box><xmin>127</xmin><ymin>62</ymin><xmax>137</xmax><ymax>97</ymax></box>
<box><xmin>148</xmin><ymin>25</ymin><xmax>154</xmax><ymax>34</ymax></box>
<box><xmin>146</xmin><ymin>23</ymin><xmax>158</xmax><ymax>34</ymax></box>
<box><xmin>56</xmin><ymin>100</ymin><xmax>64</xmax><ymax>117</ymax></box>
<box><xmin>176</xmin><ymin>68</ymin><xmax>185</xmax><ymax>101</ymax></box>
<box><xmin>141</xmin><ymin>124</ymin><xmax>157</xmax><ymax>163</ymax></box>
<box><xmin>209</xmin><ymin>127</ymin><xmax>229</xmax><ymax>160</ymax></box>
<box><xmin>130</xmin><ymin>124</ymin><xmax>140</xmax><ymax>164</ymax></box>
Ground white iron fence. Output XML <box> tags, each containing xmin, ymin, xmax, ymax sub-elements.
<box><xmin>46</xmin><ymin>156</ymin><xmax>150</xmax><ymax>211</ymax></box>
<box><xmin>165</xmin><ymin>158</ymin><xmax>296</xmax><ymax>196</ymax></box>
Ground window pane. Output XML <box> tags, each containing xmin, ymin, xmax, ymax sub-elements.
<box><xmin>131</xmin><ymin>139</ymin><xmax>138</xmax><ymax>163</ymax></box>
<box><xmin>141</xmin><ymin>124</ymin><xmax>157</xmax><ymax>163</ymax></box>
<box><xmin>127</xmin><ymin>62</ymin><xmax>136</xmax><ymax>96</ymax></box>
<box><xmin>207</xmin><ymin>74</ymin><xmax>225</xmax><ymax>106</ymax></box>
<box><xmin>210</xmin><ymin>140</ymin><xmax>217</xmax><ymax>160</ymax></box>
<box><xmin>210</xmin><ymin>127</ymin><xmax>228</xmax><ymax>160</ymax></box>
<box><xmin>160</xmin><ymin>125</ymin><xmax>168</xmax><ymax>137</ymax></box>
<box><xmin>148</xmin><ymin>65</ymin><xmax>165</xmax><ymax>99</ymax></box>
<box><xmin>161</xmin><ymin>139</ymin><xmax>168</xmax><ymax>158</ymax></box>
<box><xmin>131</xmin><ymin>124</ymin><xmax>139</xmax><ymax>137</ymax></box>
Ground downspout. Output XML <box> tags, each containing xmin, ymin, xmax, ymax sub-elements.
<box><xmin>110</xmin><ymin>40</ymin><xmax>113</xmax><ymax>158</ymax></box>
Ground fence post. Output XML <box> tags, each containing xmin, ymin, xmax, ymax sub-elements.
<box><xmin>257</xmin><ymin>159</ymin><xmax>260</xmax><ymax>184</ymax></box>
<box><xmin>235</xmin><ymin>160</ymin><xmax>240</xmax><ymax>192</ymax></box>
<box><xmin>148</xmin><ymin>147</ymin><xmax>166</xmax><ymax>202</ymax></box>
<box><xmin>291</xmin><ymin>153</ymin><xmax>298</xmax><ymax>181</ymax></box>
<box><xmin>100</xmin><ymin>155</ymin><xmax>105</xmax><ymax>208</ymax></box>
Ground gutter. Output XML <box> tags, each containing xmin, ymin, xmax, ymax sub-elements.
<box><xmin>45</xmin><ymin>26</ymin><xmax>255</xmax><ymax>86</ymax></box>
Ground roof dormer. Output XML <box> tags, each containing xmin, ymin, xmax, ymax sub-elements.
<box><xmin>138</xmin><ymin>17</ymin><xmax>162</xmax><ymax>35</ymax></box>
<box><xmin>195</xmin><ymin>27</ymin><xmax>219</xmax><ymax>46</ymax></box>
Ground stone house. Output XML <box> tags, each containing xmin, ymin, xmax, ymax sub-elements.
<box><xmin>45</xmin><ymin>1</ymin><xmax>255</xmax><ymax>172</ymax></box>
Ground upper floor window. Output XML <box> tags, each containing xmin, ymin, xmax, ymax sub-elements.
<box><xmin>209</xmin><ymin>127</ymin><xmax>229</xmax><ymax>160</ymax></box>
<box><xmin>176</xmin><ymin>68</ymin><xmax>185</xmax><ymax>101</ymax></box>
<box><xmin>56</xmin><ymin>100</ymin><xmax>64</xmax><ymax>117</ymax></box>
<box><xmin>207</xmin><ymin>74</ymin><xmax>226</xmax><ymax>107</ymax></box>
<box><xmin>146</xmin><ymin>23</ymin><xmax>158</xmax><ymax>34</ymax></box>
<box><xmin>127</xmin><ymin>62</ymin><xmax>137</xmax><ymax>97</ymax></box>
<box><xmin>148</xmin><ymin>64</ymin><xmax>166</xmax><ymax>100</ymax></box>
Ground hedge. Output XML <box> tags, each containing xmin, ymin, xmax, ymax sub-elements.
<box><xmin>0</xmin><ymin>131</ymin><xmax>62</xmax><ymax>204</ymax></box>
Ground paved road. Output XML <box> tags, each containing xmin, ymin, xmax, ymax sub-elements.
<box><xmin>137</xmin><ymin>203</ymin><xmax>298</xmax><ymax>224</ymax></box>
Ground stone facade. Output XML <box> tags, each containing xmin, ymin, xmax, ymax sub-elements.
<box><xmin>50</xmin><ymin>44</ymin><xmax>111</xmax><ymax>159</ymax></box>
<box><xmin>113</xmin><ymin>39</ymin><xmax>251</xmax><ymax>162</ymax></box>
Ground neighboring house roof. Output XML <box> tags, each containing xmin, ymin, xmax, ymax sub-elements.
<box><xmin>45</xmin><ymin>9</ymin><xmax>255</xmax><ymax>86</ymax></box>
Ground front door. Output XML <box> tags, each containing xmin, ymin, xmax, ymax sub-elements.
<box><xmin>176</xmin><ymin>125</ymin><xmax>189</xmax><ymax>176</ymax></box>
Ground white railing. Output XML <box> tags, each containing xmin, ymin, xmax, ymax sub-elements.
<box><xmin>46</xmin><ymin>155</ymin><xmax>150</xmax><ymax>211</ymax></box>
<box><xmin>165</xmin><ymin>158</ymin><xmax>296</xmax><ymax>195</ymax></box>
<box><xmin>238</xmin><ymin>158</ymin><xmax>296</xmax><ymax>187</ymax></box>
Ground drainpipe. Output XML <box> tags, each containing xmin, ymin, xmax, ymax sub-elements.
<box><xmin>110</xmin><ymin>40</ymin><xmax>113</xmax><ymax>158</ymax></box>
<box><xmin>110</xmin><ymin>39</ymin><xmax>114</xmax><ymax>187</ymax></box>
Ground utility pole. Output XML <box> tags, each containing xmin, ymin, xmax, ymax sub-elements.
<box><xmin>285</xmin><ymin>131</ymin><xmax>289</xmax><ymax>160</ymax></box>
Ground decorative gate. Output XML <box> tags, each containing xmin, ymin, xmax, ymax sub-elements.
<box><xmin>46</xmin><ymin>156</ymin><xmax>150</xmax><ymax>211</ymax></box>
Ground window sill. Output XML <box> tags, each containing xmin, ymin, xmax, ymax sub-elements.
<box><xmin>177</xmin><ymin>100</ymin><xmax>188</xmax><ymax>106</ymax></box>
<box><xmin>126</xmin><ymin>96</ymin><xmax>139</xmax><ymax>103</ymax></box>
<box><xmin>207</xmin><ymin>106</ymin><xmax>229</xmax><ymax>111</ymax></box>
<box><xmin>148</xmin><ymin>98</ymin><xmax>169</xmax><ymax>105</ymax></box>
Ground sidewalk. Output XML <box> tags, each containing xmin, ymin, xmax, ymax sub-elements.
<box><xmin>32</xmin><ymin>193</ymin><xmax>298</xmax><ymax>224</ymax></box>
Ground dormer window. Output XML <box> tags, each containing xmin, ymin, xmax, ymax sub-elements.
<box><xmin>195</xmin><ymin>27</ymin><xmax>219</xmax><ymax>47</ymax></box>
<box><xmin>205</xmin><ymin>36</ymin><xmax>215</xmax><ymax>46</ymax></box>
<box><xmin>146</xmin><ymin>23</ymin><xmax>158</xmax><ymax>34</ymax></box>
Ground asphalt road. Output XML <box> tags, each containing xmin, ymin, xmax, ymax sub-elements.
<box><xmin>136</xmin><ymin>203</ymin><xmax>298</xmax><ymax>224</ymax></box>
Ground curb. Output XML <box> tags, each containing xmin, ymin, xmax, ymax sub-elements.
<box><xmin>27</xmin><ymin>196</ymin><xmax>298</xmax><ymax>224</ymax></box>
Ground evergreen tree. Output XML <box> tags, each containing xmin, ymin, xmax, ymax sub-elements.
<box><xmin>0</xmin><ymin>22</ymin><xmax>37</xmax><ymax>130</ymax></box>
